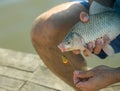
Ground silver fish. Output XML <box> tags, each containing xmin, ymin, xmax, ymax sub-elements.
<box><xmin>58</xmin><ymin>11</ymin><xmax>120</xmax><ymax>56</ymax></box>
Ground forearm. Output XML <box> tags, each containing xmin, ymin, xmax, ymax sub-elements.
<box><xmin>114</xmin><ymin>67</ymin><xmax>120</xmax><ymax>82</ymax></box>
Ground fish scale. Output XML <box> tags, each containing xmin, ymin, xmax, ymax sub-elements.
<box><xmin>71</xmin><ymin>12</ymin><xmax>120</xmax><ymax>43</ymax></box>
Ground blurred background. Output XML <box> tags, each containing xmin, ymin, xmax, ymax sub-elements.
<box><xmin>0</xmin><ymin>0</ymin><xmax>68</xmax><ymax>54</ymax></box>
<box><xmin>0</xmin><ymin>0</ymin><xmax>120</xmax><ymax>68</ymax></box>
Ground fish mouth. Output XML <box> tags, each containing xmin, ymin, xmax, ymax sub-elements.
<box><xmin>58</xmin><ymin>44</ymin><xmax>75</xmax><ymax>52</ymax></box>
<box><xmin>57</xmin><ymin>44</ymin><xmax>66</xmax><ymax>52</ymax></box>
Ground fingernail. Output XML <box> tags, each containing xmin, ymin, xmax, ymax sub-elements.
<box><xmin>96</xmin><ymin>39</ymin><xmax>102</xmax><ymax>45</ymax></box>
<box><xmin>83</xmin><ymin>14</ymin><xmax>89</xmax><ymax>19</ymax></box>
<box><xmin>74</xmin><ymin>80</ymin><xmax>79</xmax><ymax>84</ymax></box>
<box><xmin>88</xmin><ymin>42</ymin><xmax>93</xmax><ymax>49</ymax></box>
<box><xmin>83</xmin><ymin>14</ymin><xmax>89</xmax><ymax>21</ymax></box>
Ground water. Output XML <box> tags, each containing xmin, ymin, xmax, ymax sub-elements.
<box><xmin>0</xmin><ymin>0</ymin><xmax>68</xmax><ymax>54</ymax></box>
<box><xmin>0</xmin><ymin>0</ymin><xmax>120</xmax><ymax>68</ymax></box>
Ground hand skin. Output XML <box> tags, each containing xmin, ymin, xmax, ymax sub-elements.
<box><xmin>73</xmin><ymin>65</ymin><xmax>120</xmax><ymax>91</ymax></box>
<box><xmin>72</xmin><ymin>35</ymin><xmax>110</xmax><ymax>56</ymax></box>
<box><xmin>86</xmin><ymin>35</ymin><xmax>111</xmax><ymax>55</ymax></box>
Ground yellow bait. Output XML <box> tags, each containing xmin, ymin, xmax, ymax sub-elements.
<box><xmin>61</xmin><ymin>55</ymin><xmax>68</xmax><ymax>64</ymax></box>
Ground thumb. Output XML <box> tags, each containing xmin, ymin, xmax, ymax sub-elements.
<box><xmin>80</xmin><ymin>11</ymin><xmax>89</xmax><ymax>23</ymax></box>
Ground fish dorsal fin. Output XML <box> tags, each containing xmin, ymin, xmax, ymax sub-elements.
<box><xmin>89</xmin><ymin>1</ymin><xmax>113</xmax><ymax>15</ymax></box>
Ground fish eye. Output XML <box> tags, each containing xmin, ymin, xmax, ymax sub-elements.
<box><xmin>67</xmin><ymin>41</ymin><xmax>71</xmax><ymax>44</ymax></box>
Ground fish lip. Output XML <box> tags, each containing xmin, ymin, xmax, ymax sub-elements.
<box><xmin>57</xmin><ymin>44</ymin><xmax>66</xmax><ymax>52</ymax></box>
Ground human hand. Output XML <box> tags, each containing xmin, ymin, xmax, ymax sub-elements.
<box><xmin>72</xmin><ymin>35</ymin><xmax>110</xmax><ymax>56</ymax></box>
<box><xmin>73</xmin><ymin>65</ymin><xmax>118</xmax><ymax>91</ymax></box>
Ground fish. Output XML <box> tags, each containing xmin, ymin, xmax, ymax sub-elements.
<box><xmin>58</xmin><ymin>1</ymin><xmax>120</xmax><ymax>56</ymax></box>
<box><xmin>58</xmin><ymin>11</ymin><xmax>120</xmax><ymax>55</ymax></box>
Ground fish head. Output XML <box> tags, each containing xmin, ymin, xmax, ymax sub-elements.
<box><xmin>58</xmin><ymin>32</ymin><xmax>85</xmax><ymax>52</ymax></box>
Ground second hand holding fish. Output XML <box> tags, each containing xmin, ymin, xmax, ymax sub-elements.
<box><xmin>72</xmin><ymin>35</ymin><xmax>110</xmax><ymax>56</ymax></box>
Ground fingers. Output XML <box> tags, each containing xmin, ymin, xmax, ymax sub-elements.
<box><xmin>72</xmin><ymin>35</ymin><xmax>110</xmax><ymax>56</ymax></box>
<box><xmin>80</xmin><ymin>11</ymin><xmax>89</xmax><ymax>23</ymax></box>
<box><xmin>72</xmin><ymin>47</ymin><xmax>91</xmax><ymax>56</ymax></box>
<box><xmin>73</xmin><ymin>70</ymin><xmax>96</xmax><ymax>91</ymax></box>
<box><xmin>74</xmin><ymin>65</ymin><xmax>112</xmax><ymax>91</ymax></box>
<box><xmin>73</xmin><ymin>70</ymin><xmax>88</xmax><ymax>84</ymax></box>
<box><xmin>76</xmin><ymin>82</ymin><xmax>99</xmax><ymax>91</ymax></box>
<box><xmin>93</xmin><ymin>38</ymin><xmax>103</xmax><ymax>54</ymax></box>
<box><xmin>87</xmin><ymin>42</ymin><xmax>94</xmax><ymax>52</ymax></box>
<box><xmin>73</xmin><ymin>72</ymin><xmax>90</xmax><ymax>85</ymax></box>
<box><xmin>76</xmin><ymin>82</ymin><xmax>87</xmax><ymax>90</ymax></box>
<box><xmin>73</xmin><ymin>70</ymin><xmax>81</xmax><ymax>84</ymax></box>
<box><xmin>83</xmin><ymin>42</ymin><xmax>94</xmax><ymax>56</ymax></box>
<box><xmin>85</xmin><ymin>35</ymin><xmax>110</xmax><ymax>55</ymax></box>
<box><xmin>93</xmin><ymin>35</ymin><xmax>110</xmax><ymax>55</ymax></box>
<box><xmin>83</xmin><ymin>48</ymin><xmax>91</xmax><ymax>56</ymax></box>
<box><xmin>72</xmin><ymin>50</ymin><xmax>80</xmax><ymax>54</ymax></box>
<box><xmin>73</xmin><ymin>70</ymin><xmax>94</xmax><ymax>79</ymax></box>
<box><xmin>77</xmin><ymin>71</ymin><xmax>94</xmax><ymax>78</ymax></box>
<box><xmin>103</xmin><ymin>35</ymin><xmax>110</xmax><ymax>46</ymax></box>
